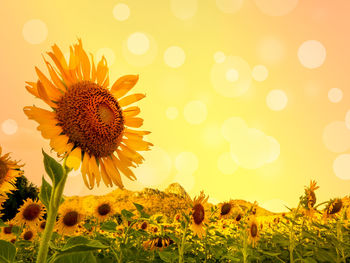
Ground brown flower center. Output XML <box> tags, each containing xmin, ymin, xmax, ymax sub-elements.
<box><xmin>220</xmin><ymin>203</ymin><xmax>232</xmax><ymax>216</ymax></box>
<box><xmin>63</xmin><ymin>211</ymin><xmax>79</xmax><ymax>226</ymax></box>
<box><xmin>23</xmin><ymin>203</ymin><xmax>41</xmax><ymax>221</ymax></box>
<box><xmin>141</xmin><ymin>222</ymin><xmax>147</xmax><ymax>230</ymax></box>
<box><xmin>3</xmin><ymin>225</ymin><xmax>13</xmax><ymax>234</ymax></box>
<box><xmin>23</xmin><ymin>230</ymin><xmax>33</xmax><ymax>240</ymax></box>
<box><xmin>250</xmin><ymin>223</ymin><xmax>258</xmax><ymax>238</ymax></box>
<box><xmin>40</xmin><ymin>221</ymin><xmax>46</xmax><ymax>230</ymax></box>
<box><xmin>56</xmin><ymin>81</ymin><xmax>124</xmax><ymax>158</ymax></box>
<box><xmin>193</xmin><ymin>204</ymin><xmax>205</xmax><ymax>225</ymax></box>
<box><xmin>98</xmin><ymin>203</ymin><xmax>111</xmax><ymax>216</ymax></box>
<box><xmin>0</xmin><ymin>159</ymin><xmax>9</xmax><ymax>184</ymax></box>
<box><xmin>308</xmin><ymin>191</ymin><xmax>316</xmax><ymax>208</ymax></box>
<box><xmin>236</xmin><ymin>214</ymin><xmax>242</xmax><ymax>222</ymax></box>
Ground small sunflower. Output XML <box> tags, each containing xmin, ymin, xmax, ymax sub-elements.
<box><xmin>0</xmin><ymin>146</ymin><xmax>23</xmax><ymax>196</ymax></box>
<box><xmin>247</xmin><ymin>216</ymin><xmax>260</xmax><ymax>247</ymax></box>
<box><xmin>92</xmin><ymin>197</ymin><xmax>115</xmax><ymax>222</ymax></box>
<box><xmin>21</xmin><ymin>228</ymin><xmax>36</xmax><ymax>241</ymax></box>
<box><xmin>38</xmin><ymin>220</ymin><xmax>46</xmax><ymax>232</ymax></box>
<box><xmin>306</xmin><ymin>180</ymin><xmax>319</xmax><ymax>209</ymax></box>
<box><xmin>218</xmin><ymin>200</ymin><xmax>235</xmax><ymax>219</ymax></box>
<box><xmin>142</xmin><ymin>236</ymin><xmax>174</xmax><ymax>251</ymax></box>
<box><xmin>0</xmin><ymin>224</ymin><xmax>16</xmax><ymax>242</ymax></box>
<box><xmin>12</xmin><ymin>198</ymin><xmax>45</xmax><ymax>228</ymax></box>
<box><xmin>190</xmin><ymin>191</ymin><xmax>209</xmax><ymax>238</ymax></box>
<box><xmin>24</xmin><ymin>39</ymin><xmax>152</xmax><ymax>190</ymax></box>
<box><xmin>323</xmin><ymin>198</ymin><xmax>343</xmax><ymax>220</ymax></box>
<box><xmin>140</xmin><ymin>221</ymin><xmax>148</xmax><ymax>230</ymax></box>
<box><xmin>56</xmin><ymin>200</ymin><xmax>84</xmax><ymax>235</ymax></box>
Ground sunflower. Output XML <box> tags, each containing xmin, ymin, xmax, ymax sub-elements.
<box><xmin>56</xmin><ymin>200</ymin><xmax>84</xmax><ymax>235</ymax></box>
<box><xmin>142</xmin><ymin>236</ymin><xmax>174</xmax><ymax>251</ymax></box>
<box><xmin>190</xmin><ymin>191</ymin><xmax>209</xmax><ymax>238</ymax></box>
<box><xmin>218</xmin><ymin>200</ymin><xmax>235</xmax><ymax>219</ymax></box>
<box><xmin>323</xmin><ymin>198</ymin><xmax>343</xmax><ymax>220</ymax></box>
<box><xmin>247</xmin><ymin>216</ymin><xmax>260</xmax><ymax>247</ymax></box>
<box><xmin>24</xmin><ymin>39</ymin><xmax>152</xmax><ymax>190</ymax></box>
<box><xmin>21</xmin><ymin>228</ymin><xmax>36</xmax><ymax>241</ymax></box>
<box><xmin>12</xmin><ymin>198</ymin><xmax>45</xmax><ymax>228</ymax></box>
<box><xmin>0</xmin><ymin>146</ymin><xmax>23</xmax><ymax>196</ymax></box>
<box><xmin>0</xmin><ymin>224</ymin><xmax>16</xmax><ymax>242</ymax></box>
<box><xmin>38</xmin><ymin>220</ymin><xmax>46</xmax><ymax>233</ymax></box>
<box><xmin>92</xmin><ymin>197</ymin><xmax>115</xmax><ymax>222</ymax></box>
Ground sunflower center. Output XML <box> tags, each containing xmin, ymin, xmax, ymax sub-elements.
<box><xmin>23</xmin><ymin>203</ymin><xmax>41</xmax><ymax>221</ymax></box>
<box><xmin>63</xmin><ymin>211</ymin><xmax>79</xmax><ymax>226</ymax></box>
<box><xmin>250</xmin><ymin>223</ymin><xmax>258</xmax><ymax>237</ymax></box>
<box><xmin>236</xmin><ymin>214</ymin><xmax>242</xmax><ymax>222</ymax></box>
<box><xmin>98</xmin><ymin>203</ymin><xmax>111</xmax><ymax>216</ymax></box>
<box><xmin>193</xmin><ymin>204</ymin><xmax>205</xmax><ymax>225</ymax></box>
<box><xmin>141</xmin><ymin>222</ymin><xmax>147</xmax><ymax>230</ymax></box>
<box><xmin>0</xmin><ymin>159</ymin><xmax>9</xmax><ymax>184</ymax></box>
<box><xmin>40</xmin><ymin>221</ymin><xmax>46</xmax><ymax>230</ymax></box>
<box><xmin>23</xmin><ymin>230</ymin><xmax>33</xmax><ymax>240</ymax></box>
<box><xmin>56</xmin><ymin>81</ymin><xmax>124</xmax><ymax>158</ymax></box>
<box><xmin>221</xmin><ymin>203</ymin><xmax>232</xmax><ymax>216</ymax></box>
<box><xmin>329</xmin><ymin>200</ymin><xmax>342</xmax><ymax>214</ymax></box>
<box><xmin>3</xmin><ymin>225</ymin><xmax>13</xmax><ymax>234</ymax></box>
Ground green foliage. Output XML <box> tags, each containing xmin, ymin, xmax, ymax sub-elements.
<box><xmin>0</xmin><ymin>240</ymin><xmax>16</xmax><ymax>263</ymax></box>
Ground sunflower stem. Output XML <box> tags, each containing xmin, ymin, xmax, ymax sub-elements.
<box><xmin>178</xmin><ymin>220</ymin><xmax>188</xmax><ymax>263</ymax></box>
<box><xmin>36</xmin><ymin>162</ymin><xmax>69</xmax><ymax>263</ymax></box>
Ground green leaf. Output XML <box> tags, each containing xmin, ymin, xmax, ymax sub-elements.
<box><xmin>39</xmin><ymin>176</ymin><xmax>52</xmax><ymax>209</ymax></box>
<box><xmin>49</xmin><ymin>252</ymin><xmax>97</xmax><ymax>263</ymax></box>
<box><xmin>0</xmin><ymin>240</ymin><xmax>16</xmax><ymax>263</ymax></box>
<box><xmin>158</xmin><ymin>251</ymin><xmax>175</xmax><ymax>263</ymax></box>
<box><xmin>100</xmin><ymin>221</ymin><xmax>117</xmax><ymax>232</ymax></box>
<box><xmin>121</xmin><ymin>209</ymin><xmax>135</xmax><ymax>219</ymax></box>
<box><xmin>133</xmin><ymin>203</ymin><xmax>150</xmax><ymax>218</ymax></box>
<box><xmin>42</xmin><ymin>149</ymin><xmax>64</xmax><ymax>185</ymax></box>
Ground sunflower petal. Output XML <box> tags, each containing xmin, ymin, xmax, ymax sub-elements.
<box><xmin>81</xmin><ymin>153</ymin><xmax>92</xmax><ymax>190</ymax></box>
<box><xmin>77</xmin><ymin>39</ymin><xmax>91</xmax><ymax>80</ymax></box>
<box><xmin>122</xmin><ymin>138</ymin><xmax>153</xmax><ymax>151</ymax></box>
<box><xmin>96</xmin><ymin>56</ymin><xmax>108</xmax><ymax>86</ymax></box>
<box><xmin>110</xmin><ymin>154</ymin><xmax>136</xmax><ymax>180</ymax></box>
<box><xmin>35</xmin><ymin>67</ymin><xmax>62</xmax><ymax>101</ymax></box>
<box><xmin>119</xmin><ymin>145</ymin><xmax>145</xmax><ymax>165</ymax></box>
<box><xmin>43</xmin><ymin>57</ymin><xmax>66</xmax><ymax>92</ymax></box>
<box><xmin>37</xmin><ymin>124</ymin><xmax>62</xmax><ymax>139</ymax></box>
<box><xmin>123</xmin><ymin>106</ymin><xmax>140</xmax><ymax>117</ymax></box>
<box><xmin>118</xmin><ymin>93</ymin><xmax>145</xmax><ymax>107</ymax></box>
<box><xmin>89</xmin><ymin>155</ymin><xmax>101</xmax><ymax>187</ymax></box>
<box><xmin>100</xmin><ymin>161</ymin><xmax>113</xmax><ymax>187</ymax></box>
<box><xmin>66</xmin><ymin>147</ymin><xmax>82</xmax><ymax>171</ymax></box>
<box><xmin>49</xmin><ymin>135</ymin><xmax>69</xmax><ymax>156</ymax></box>
<box><xmin>23</xmin><ymin>106</ymin><xmax>57</xmax><ymax>124</ymax></box>
<box><xmin>110</xmin><ymin>75</ymin><xmax>139</xmax><ymax>99</ymax></box>
<box><xmin>125</xmin><ymin>117</ymin><xmax>144</xmax><ymax>128</ymax></box>
<box><xmin>124</xmin><ymin>128</ymin><xmax>151</xmax><ymax>136</ymax></box>
<box><xmin>36</xmin><ymin>81</ymin><xmax>57</xmax><ymax>108</ymax></box>
<box><xmin>25</xmin><ymin>82</ymin><xmax>40</xmax><ymax>98</ymax></box>
<box><xmin>103</xmin><ymin>157</ymin><xmax>123</xmax><ymax>189</ymax></box>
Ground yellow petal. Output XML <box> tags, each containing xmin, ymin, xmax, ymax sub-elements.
<box><xmin>90</xmin><ymin>53</ymin><xmax>97</xmax><ymax>82</ymax></box>
<box><xmin>77</xmin><ymin>39</ymin><xmax>91</xmax><ymax>81</ymax></box>
<box><xmin>123</xmin><ymin>106</ymin><xmax>140</xmax><ymax>117</ymax></box>
<box><xmin>49</xmin><ymin>135</ymin><xmax>69</xmax><ymax>156</ymax></box>
<box><xmin>37</xmin><ymin>124</ymin><xmax>62</xmax><ymax>139</ymax></box>
<box><xmin>103</xmin><ymin>157</ymin><xmax>123</xmax><ymax>189</ymax></box>
<box><xmin>81</xmin><ymin>153</ymin><xmax>92</xmax><ymax>190</ymax></box>
<box><xmin>124</xmin><ymin>117</ymin><xmax>143</xmax><ymax>128</ymax></box>
<box><xmin>35</xmin><ymin>67</ymin><xmax>62</xmax><ymax>102</ymax></box>
<box><xmin>66</xmin><ymin>147</ymin><xmax>82</xmax><ymax>171</ymax></box>
<box><xmin>122</xmin><ymin>138</ymin><xmax>153</xmax><ymax>151</ymax></box>
<box><xmin>110</xmin><ymin>75</ymin><xmax>139</xmax><ymax>99</ymax></box>
<box><xmin>118</xmin><ymin>93</ymin><xmax>145</xmax><ymax>107</ymax></box>
<box><xmin>124</xmin><ymin>128</ymin><xmax>151</xmax><ymax>136</ymax></box>
<box><xmin>119</xmin><ymin>145</ymin><xmax>144</xmax><ymax>165</ymax></box>
<box><xmin>23</xmin><ymin>106</ymin><xmax>57</xmax><ymax>124</ymax></box>
<box><xmin>89</xmin><ymin>155</ymin><xmax>101</xmax><ymax>187</ymax></box>
<box><xmin>37</xmin><ymin>81</ymin><xmax>57</xmax><ymax>108</ymax></box>
<box><xmin>100</xmin><ymin>161</ymin><xmax>113</xmax><ymax>187</ymax></box>
<box><xmin>43</xmin><ymin>58</ymin><xmax>66</xmax><ymax>92</ymax></box>
<box><xmin>110</xmin><ymin>154</ymin><xmax>136</xmax><ymax>181</ymax></box>
<box><xmin>25</xmin><ymin>82</ymin><xmax>39</xmax><ymax>98</ymax></box>
<box><xmin>96</xmin><ymin>56</ymin><xmax>108</xmax><ymax>86</ymax></box>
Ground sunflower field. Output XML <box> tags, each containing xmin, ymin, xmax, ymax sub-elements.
<box><xmin>0</xmin><ymin>151</ymin><xmax>350</xmax><ymax>263</ymax></box>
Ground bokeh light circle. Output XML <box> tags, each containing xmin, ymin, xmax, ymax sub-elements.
<box><xmin>266</xmin><ymin>90</ymin><xmax>288</xmax><ymax>111</ymax></box>
<box><xmin>252</xmin><ymin>65</ymin><xmax>268</xmax><ymax>81</ymax></box>
<box><xmin>201</xmin><ymin>124</ymin><xmax>224</xmax><ymax>148</ymax></box>
<box><xmin>322</xmin><ymin>121</ymin><xmax>350</xmax><ymax>153</ymax></box>
<box><xmin>164</xmin><ymin>46</ymin><xmax>186</xmax><ymax>68</ymax></box>
<box><xmin>346</xmin><ymin>110</ymin><xmax>350</xmax><ymax>130</ymax></box>
<box><xmin>258</xmin><ymin>37</ymin><xmax>285</xmax><ymax>64</ymax></box>
<box><xmin>254</xmin><ymin>0</ymin><xmax>298</xmax><ymax>16</ymax></box>
<box><xmin>217</xmin><ymin>152</ymin><xmax>238</xmax><ymax>175</ymax></box>
<box><xmin>226</xmin><ymin>68</ymin><xmax>239</xmax><ymax>82</ymax></box>
<box><xmin>221</xmin><ymin>117</ymin><xmax>248</xmax><ymax>142</ymax></box>
<box><xmin>96</xmin><ymin>48</ymin><xmax>115</xmax><ymax>66</ymax></box>
<box><xmin>328</xmin><ymin>88</ymin><xmax>343</xmax><ymax>103</ymax></box>
<box><xmin>333</xmin><ymin>154</ymin><xmax>350</xmax><ymax>180</ymax></box>
<box><xmin>112</xmin><ymin>3</ymin><xmax>130</xmax><ymax>21</ymax></box>
<box><xmin>136</xmin><ymin>147</ymin><xmax>172</xmax><ymax>187</ymax></box>
<box><xmin>216</xmin><ymin>0</ymin><xmax>244</xmax><ymax>14</ymax></box>
<box><xmin>298</xmin><ymin>40</ymin><xmax>326</xmax><ymax>69</ymax></box>
<box><xmin>122</xmin><ymin>32</ymin><xmax>157</xmax><ymax>67</ymax></box>
<box><xmin>170</xmin><ymin>0</ymin><xmax>197</xmax><ymax>20</ymax></box>
<box><xmin>127</xmin><ymin>32</ymin><xmax>150</xmax><ymax>55</ymax></box>
<box><xmin>2</xmin><ymin>119</ymin><xmax>18</xmax><ymax>135</ymax></box>
<box><xmin>166</xmin><ymin>107</ymin><xmax>179</xmax><ymax>120</ymax></box>
<box><xmin>214</xmin><ymin>51</ymin><xmax>226</xmax><ymax>63</ymax></box>
<box><xmin>22</xmin><ymin>19</ymin><xmax>48</xmax><ymax>44</ymax></box>
<box><xmin>175</xmin><ymin>151</ymin><xmax>199</xmax><ymax>174</ymax></box>
<box><xmin>184</xmin><ymin>100</ymin><xmax>207</xmax><ymax>125</ymax></box>
<box><xmin>211</xmin><ymin>56</ymin><xmax>252</xmax><ymax>98</ymax></box>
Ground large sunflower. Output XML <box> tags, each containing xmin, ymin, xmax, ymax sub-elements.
<box><xmin>0</xmin><ymin>146</ymin><xmax>23</xmax><ymax>196</ymax></box>
<box><xmin>24</xmin><ymin>39</ymin><xmax>152</xmax><ymax>189</ymax></box>
<box><xmin>56</xmin><ymin>200</ymin><xmax>84</xmax><ymax>236</ymax></box>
